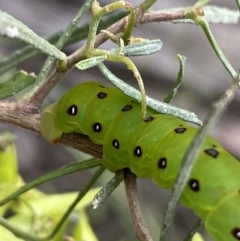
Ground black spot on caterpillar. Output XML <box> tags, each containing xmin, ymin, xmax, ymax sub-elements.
<box><xmin>122</xmin><ymin>105</ymin><xmax>132</xmax><ymax>112</ymax></box>
<box><xmin>174</xmin><ymin>126</ymin><xmax>187</xmax><ymax>133</ymax></box>
<box><xmin>158</xmin><ymin>157</ymin><xmax>167</xmax><ymax>169</ymax></box>
<box><xmin>97</xmin><ymin>92</ymin><xmax>107</xmax><ymax>99</ymax></box>
<box><xmin>67</xmin><ymin>105</ymin><xmax>78</xmax><ymax>116</ymax></box>
<box><xmin>204</xmin><ymin>148</ymin><xmax>219</xmax><ymax>158</ymax></box>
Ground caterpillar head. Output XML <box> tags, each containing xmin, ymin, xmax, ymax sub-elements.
<box><xmin>40</xmin><ymin>103</ymin><xmax>63</xmax><ymax>144</ymax></box>
<box><xmin>41</xmin><ymin>88</ymin><xmax>85</xmax><ymax>143</ymax></box>
<box><xmin>40</xmin><ymin>82</ymin><xmax>100</xmax><ymax>144</ymax></box>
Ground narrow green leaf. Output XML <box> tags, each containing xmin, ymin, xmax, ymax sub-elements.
<box><xmin>92</xmin><ymin>170</ymin><xmax>124</xmax><ymax>209</ymax></box>
<box><xmin>183</xmin><ymin>220</ymin><xmax>203</xmax><ymax>241</ymax></box>
<box><xmin>98</xmin><ymin>63</ymin><xmax>202</xmax><ymax>125</ymax></box>
<box><xmin>11</xmin><ymin>189</ymin><xmax>101</xmax><ymax>216</ymax></box>
<box><xmin>0</xmin><ymin>158</ymin><xmax>101</xmax><ymax>206</ymax></box>
<box><xmin>109</xmin><ymin>39</ymin><xmax>163</xmax><ymax>57</ymax></box>
<box><xmin>0</xmin><ymin>9</ymin><xmax>128</xmax><ymax>75</ymax></box>
<box><xmin>0</xmin><ymin>10</ymin><xmax>66</xmax><ymax>60</ymax></box>
<box><xmin>163</xmin><ymin>55</ymin><xmax>186</xmax><ymax>103</ymax></box>
<box><xmin>76</xmin><ymin>56</ymin><xmax>106</xmax><ymax>70</ymax></box>
<box><xmin>0</xmin><ymin>71</ymin><xmax>36</xmax><ymax>100</ymax></box>
<box><xmin>46</xmin><ymin>166</ymin><xmax>105</xmax><ymax>240</ymax></box>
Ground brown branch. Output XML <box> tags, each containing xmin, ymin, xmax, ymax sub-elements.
<box><xmin>0</xmin><ymin>6</ymin><xmax>190</xmax><ymax>165</ymax></box>
<box><xmin>140</xmin><ymin>9</ymin><xmax>185</xmax><ymax>23</ymax></box>
<box><xmin>0</xmin><ymin>5</ymin><xmax>202</xmax><ymax>241</ymax></box>
<box><xmin>27</xmin><ymin>17</ymin><xmax>128</xmax><ymax>107</ymax></box>
<box><xmin>0</xmin><ymin>6</ymin><xmax>189</xmax><ymax>163</ymax></box>
<box><xmin>0</xmin><ymin>101</ymin><xmax>102</xmax><ymax>159</ymax></box>
<box><xmin>124</xmin><ymin>169</ymin><xmax>153</xmax><ymax>241</ymax></box>
<box><xmin>27</xmin><ymin>69</ymin><xmax>67</xmax><ymax>108</ymax></box>
<box><xmin>26</xmin><ymin>7</ymin><xmax>187</xmax><ymax>107</ymax></box>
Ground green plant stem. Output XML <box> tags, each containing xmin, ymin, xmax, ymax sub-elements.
<box><xmin>92</xmin><ymin>46</ymin><xmax>147</xmax><ymax>118</ymax></box>
<box><xmin>121</xmin><ymin>4</ymin><xmax>135</xmax><ymax>42</ymax></box>
<box><xmin>0</xmin><ymin>166</ymin><xmax>105</xmax><ymax>241</ymax></box>
<box><xmin>56</xmin><ymin>0</ymin><xmax>95</xmax><ymax>50</ymax></box>
<box><xmin>197</xmin><ymin>17</ymin><xmax>238</xmax><ymax>83</ymax></box>
<box><xmin>0</xmin><ymin>10</ymin><xmax>128</xmax><ymax>75</ymax></box>
<box><xmin>141</xmin><ymin>0</ymin><xmax>158</xmax><ymax>12</ymax></box>
<box><xmin>84</xmin><ymin>1</ymin><xmax>131</xmax><ymax>53</ymax></box>
<box><xmin>183</xmin><ymin>220</ymin><xmax>203</xmax><ymax>241</ymax></box>
<box><xmin>93</xmin><ymin>170</ymin><xmax>124</xmax><ymax>209</ymax></box>
<box><xmin>47</xmin><ymin>165</ymin><xmax>106</xmax><ymax>239</ymax></box>
<box><xmin>24</xmin><ymin>0</ymin><xmax>94</xmax><ymax>101</ymax></box>
<box><xmin>0</xmin><ymin>158</ymin><xmax>101</xmax><ymax>206</ymax></box>
<box><xmin>108</xmin><ymin>54</ymin><xmax>147</xmax><ymax>118</ymax></box>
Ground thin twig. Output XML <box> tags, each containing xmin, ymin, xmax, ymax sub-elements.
<box><xmin>93</xmin><ymin>170</ymin><xmax>124</xmax><ymax>209</ymax></box>
<box><xmin>26</xmin><ymin>0</ymin><xmax>95</xmax><ymax>104</ymax></box>
<box><xmin>197</xmin><ymin>17</ymin><xmax>237</xmax><ymax>81</ymax></box>
<box><xmin>124</xmin><ymin>169</ymin><xmax>153</xmax><ymax>241</ymax></box>
<box><xmin>139</xmin><ymin>9</ymin><xmax>185</xmax><ymax>23</ymax></box>
<box><xmin>0</xmin><ymin>9</ymin><xmax>129</xmax><ymax>75</ymax></box>
<box><xmin>183</xmin><ymin>220</ymin><xmax>203</xmax><ymax>241</ymax></box>
<box><xmin>26</xmin><ymin>7</ymin><xmax>193</xmax><ymax>107</ymax></box>
<box><xmin>47</xmin><ymin>165</ymin><xmax>106</xmax><ymax>240</ymax></box>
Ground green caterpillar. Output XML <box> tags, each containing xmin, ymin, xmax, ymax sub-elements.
<box><xmin>40</xmin><ymin>81</ymin><xmax>240</xmax><ymax>241</ymax></box>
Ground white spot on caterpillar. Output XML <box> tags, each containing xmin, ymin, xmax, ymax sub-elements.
<box><xmin>67</xmin><ymin>105</ymin><xmax>78</xmax><ymax>116</ymax></box>
<box><xmin>134</xmin><ymin>146</ymin><xmax>142</xmax><ymax>157</ymax></box>
<box><xmin>70</xmin><ymin>106</ymin><xmax>77</xmax><ymax>115</ymax></box>
<box><xmin>112</xmin><ymin>139</ymin><xmax>119</xmax><ymax>149</ymax></box>
<box><xmin>191</xmin><ymin>182</ymin><xmax>198</xmax><ymax>189</ymax></box>
<box><xmin>93</xmin><ymin>123</ymin><xmax>102</xmax><ymax>132</ymax></box>
<box><xmin>160</xmin><ymin>158</ymin><xmax>166</xmax><ymax>168</ymax></box>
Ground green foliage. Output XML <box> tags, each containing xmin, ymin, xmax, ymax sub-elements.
<box><xmin>0</xmin><ymin>133</ymin><xmax>101</xmax><ymax>241</ymax></box>
<box><xmin>0</xmin><ymin>71</ymin><xmax>36</xmax><ymax>100</ymax></box>
<box><xmin>0</xmin><ymin>1</ymin><xmax>239</xmax><ymax>241</ymax></box>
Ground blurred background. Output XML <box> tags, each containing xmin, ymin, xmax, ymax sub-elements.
<box><xmin>0</xmin><ymin>0</ymin><xmax>240</xmax><ymax>240</ymax></box>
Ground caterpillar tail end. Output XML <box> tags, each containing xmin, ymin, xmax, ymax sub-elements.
<box><xmin>40</xmin><ymin>103</ymin><xmax>63</xmax><ymax>144</ymax></box>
